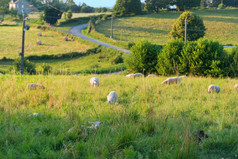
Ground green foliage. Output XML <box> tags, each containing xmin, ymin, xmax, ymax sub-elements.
<box><xmin>39</xmin><ymin>12</ymin><xmax>44</xmax><ymax>22</ymax></box>
<box><xmin>218</xmin><ymin>3</ymin><xmax>225</xmax><ymax>9</ymax></box>
<box><xmin>13</xmin><ymin>58</ymin><xmax>36</xmax><ymax>74</ymax></box>
<box><xmin>43</xmin><ymin>6</ymin><xmax>62</xmax><ymax>25</ymax></box>
<box><xmin>67</xmin><ymin>10</ymin><xmax>73</xmax><ymax>19</ymax></box>
<box><xmin>170</xmin><ymin>11</ymin><xmax>206</xmax><ymax>41</ymax></box>
<box><xmin>226</xmin><ymin>47</ymin><xmax>238</xmax><ymax>77</ymax></box>
<box><xmin>173</xmin><ymin>0</ymin><xmax>201</xmax><ymax>11</ymax></box>
<box><xmin>37</xmin><ymin>63</ymin><xmax>52</xmax><ymax>74</ymax></box>
<box><xmin>125</xmin><ymin>40</ymin><xmax>161</xmax><ymax>75</ymax></box>
<box><xmin>157</xmin><ymin>38</ymin><xmax>184</xmax><ymax>75</ymax></box>
<box><xmin>113</xmin><ymin>0</ymin><xmax>142</xmax><ymax>16</ymax></box>
<box><xmin>87</xmin><ymin>18</ymin><xmax>96</xmax><ymax>33</ymax></box>
<box><xmin>9</xmin><ymin>9</ymin><xmax>18</xmax><ymax>18</ymax></box>
<box><xmin>145</xmin><ymin>0</ymin><xmax>170</xmax><ymax>13</ymax></box>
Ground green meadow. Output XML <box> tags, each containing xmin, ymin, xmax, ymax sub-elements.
<box><xmin>86</xmin><ymin>9</ymin><xmax>238</xmax><ymax>48</ymax></box>
<box><xmin>0</xmin><ymin>75</ymin><xmax>237</xmax><ymax>158</ymax></box>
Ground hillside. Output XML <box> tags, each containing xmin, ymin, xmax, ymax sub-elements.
<box><xmin>0</xmin><ymin>74</ymin><xmax>237</xmax><ymax>158</ymax></box>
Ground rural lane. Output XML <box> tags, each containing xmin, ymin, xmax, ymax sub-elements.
<box><xmin>68</xmin><ymin>24</ymin><xmax>131</xmax><ymax>54</ymax></box>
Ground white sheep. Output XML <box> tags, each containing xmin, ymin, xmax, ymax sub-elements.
<box><xmin>63</xmin><ymin>36</ymin><xmax>68</xmax><ymax>41</ymax></box>
<box><xmin>147</xmin><ymin>74</ymin><xmax>157</xmax><ymax>78</ymax></box>
<box><xmin>179</xmin><ymin>75</ymin><xmax>187</xmax><ymax>78</ymax></box>
<box><xmin>208</xmin><ymin>84</ymin><xmax>220</xmax><ymax>93</ymax></box>
<box><xmin>107</xmin><ymin>91</ymin><xmax>118</xmax><ymax>104</ymax></box>
<box><xmin>88</xmin><ymin>121</ymin><xmax>102</xmax><ymax>129</ymax></box>
<box><xmin>234</xmin><ymin>84</ymin><xmax>238</xmax><ymax>89</ymax></box>
<box><xmin>37</xmin><ymin>32</ymin><xmax>42</xmax><ymax>36</ymax></box>
<box><xmin>90</xmin><ymin>77</ymin><xmax>99</xmax><ymax>87</ymax></box>
<box><xmin>36</xmin><ymin>40</ymin><xmax>42</xmax><ymax>45</ymax></box>
<box><xmin>27</xmin><ymin>83</ymin><xmax>45</xmax><ymax>90</ymax></box>
<box><xmin>161</xmin><ymin>77</ymin><xmax>181</xmax><ymax>85</ymax></box>
<box><xmin>134</xmin><ymin>73</ymin><xmax>143</xmax><ymax>77</ymax></box>
<box><xmin>126</xmin><ymin>74</ymin><xmax>135</xmax><ymax>78</ymax></box>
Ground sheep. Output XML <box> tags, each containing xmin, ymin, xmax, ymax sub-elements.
<box><xmin>36</xmin><ymin>40</ymin><xmax>42</xmax><ymax>45</ymax></box>
<box><xmin>88</xmin><ymin>121</ymin><xmax>102</xmax><ymax>129</ymax></box>
<box><xmin>147</xmin><ymin>74</ymin><xmax>157</xmax><ymax>78</ymax></box>
<box><xmin>134</xmin><ymin>73</ymin><xmax>143</xmax><ymax>77</ymax></box>
<box><xmin>234</xmin><ymin>84</ymin><xmax>238</xmax><ymax>89</ymax></box>
<box><xmin>161</xmin><ymin>77</ymin><xmax>181</xmax><ymax>85</ymax></box>
<box><xmin>208</xmin><ymin>84</ymin><xmax>220</xmax><ymax>93</ymax></box>
<box><xmin>90</xmin><ymin>77</ymin><xmax>99</xmax><ymax>87</ymax></box>
<box><xmin>0</xmin><ymin>73</ymin><xmax>2</xmax><ymax>76</ymax></box>
<box><xmin>125</xmin><ymin>74</ymin><xmax>135</xmax><ymax>78</ymax></box>
<box><xmin>107</xmin><ymin>91</ymin><xmax>118</xmax><ymax>104</ymax></box>
<box><xmin>37</xmin><ymin>32</ymin><xmax>42</xmax><ymax>36</ymax></box>
<box><xmin>179</xmin><ymin>75</ymin><xmax>187</xmax><ymax>78</ymax></box>
<box><xmin>63</xmin><ymin>36</ymin><xmax>68</xmax><ymax>41</ymax></box>
<box><xmin>27</xmin><ymin>83</ymin><xmax>45</xmax><ymax>90</ymax></box>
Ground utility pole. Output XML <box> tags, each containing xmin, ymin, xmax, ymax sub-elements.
<box><xmin>185</xmin><ymin>18</ymin><xmax>187</xmax><ymax>45</ymax></box>
<box><xmin>110</xmin><ymin>15</ymin><xmax>113</xmax><ymax>39</ymax></box>
<box><xmin>20</xmin><ymin>0</ymin><xmax>25</xmax><ymax>75</ymax></box>
<box><xmin>120</xmin><ymin>29</ymin><xmax>122</xmax><ymax>41</ymax></box>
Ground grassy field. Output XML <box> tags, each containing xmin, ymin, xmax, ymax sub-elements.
<box><xmin>0</xmin><ymin>26</ymin><xmax>91</xmax><ymax>59</ymax></box>
<box><xmin>86</xmin><ymin>9</ymin><xmax>238</xmax><ymax>48</ymax></box>
<box><xmin>0</xmin><ymin>74</ymin><xmax>237</xmax><ymax>158</ymax></box>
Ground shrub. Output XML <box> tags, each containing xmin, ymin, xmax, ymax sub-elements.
<box><xmin>13</xmin><ymin>58</ymin><xmax>36</xmax><ymax>74</ymax></box>
<box><xmin>226</xmin><ymin>47</ymin><xmax>238</xmax><ymax>77</ymax></box>
<box><xmin>125</xmin><ymin>40</ymin><xmax>161</xmax><ymax>75</ymax></box>
<box><xmin>218</xmin><ymin>3</ymin><xmax>225</xmax><ymax>9</ymax></box>
<box><xmin>170</xmin><ymin>11</ymin><xmax>206</xmax><ymax>41</ymax></box>
<box><xmin>67</xmin><ymin>10</ymin><xmax>73</xmax><ymax>20</ymax></box>
<box><xmin>157</xmin><ymin>39</ymin><xmax>184</xmax><ymax>75</ymax></box>
<box><xmin>37</xmin><ymin>63</ymin><xmax>52</xmax><ymax>74</ymax></box>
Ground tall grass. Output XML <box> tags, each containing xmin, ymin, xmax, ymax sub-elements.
<box><xmin>0</xmin><ymin>74</ymin><xmax>237</xmax><ymax>158</ymax></box>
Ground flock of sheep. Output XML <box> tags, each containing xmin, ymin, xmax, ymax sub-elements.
<box><xmin>36</xmin><ymin>32</ymin><xmax>68</xmax><ymax>45</ymax></box>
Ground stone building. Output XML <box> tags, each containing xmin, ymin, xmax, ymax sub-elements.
<box><xmin>9</xmin><ymin>0</ymin><xmax>38</xmax><ymax>14</ymax></box>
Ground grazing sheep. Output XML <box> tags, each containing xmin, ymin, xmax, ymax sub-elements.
<box><xmin>208</xmin><ymin>84</ymin><xmax>220</xmax><ymax>93</ymax></box>
<box><xmin>107</xmin><ymin>91</ymin><xmax>118</xmax><ymax>104</ymax></box>
<box><xmin>161</xmin><ymin>77</ymin><xmax>181</xmax><ymax>85</ymax></box>
<box><xmin>90</xmin><ymin>77</ymin><xmax>99</xmax><ymax>87</ymax></box>
<box><xmin>37</xmin><ymin>32</ymin><xmax>42</xmax><ymax>36</ymax></box>
<box><xmin>179</xmin><ymin>75</ymin><xmax>187</xmax><ymax>78</ymax></box>
<box><xmin>134</xmin><ymin>73</ymin><xmax>143</xmax><ymax>77</ymax></box>
<box><xmin>63</xmin><ymin>36</ymin><xmax>68</xmax><ymax>41</ymax></box>
<box><xmin>36</xmin><ymin>40</ymin><xmax>42</xmax><ymax>45</ymax></box>
<box><xmin>126</xmin><ymin>74</ymin><xmax>135</xmax><ymax>78</ymax></box>
<box><xmin>234</xmin><ymin>84</ymin><xmax>238</xmax><ymax>89</ymax></box>
<box><xmin>147</xmin><ymin>74</ymin><xmax>157</xmax><ymax>78</ymax></box>
<box><xmin>27</xmin><ymin>83</ymin><xmax>45</xmax><ymax>90</ymax></box>
<box><xmin>88</xmin><ymin>121</ymin><xmax>102</xmax><ymax>129</ymax></box>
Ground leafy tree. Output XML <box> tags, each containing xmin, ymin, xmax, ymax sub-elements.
<box><xmin>171</xmin><ymin>0</ymin><xmax>200</xmax><ymax>11</ymax></box>
<box><xmin>145</xmin><ymin>0</ymin><xmax>169</xmax><ymax>13</ymax></box>
<box><xmin>81</xmin><ymin>3</ymin><xmax>94</xmax><ymax>13</ymax></box>
<box><xmin>170</xmin><ymin>11</ymin><xmax>206</xmax><ymax>41</ymax></box>
<box><xmin>125</xmin><ymin>40</ymin><xmax>161</xmax><ymax>75</ymax></box>
<box><xmin>43</xmin><ymin>6</ymin><xmax>62</xmax><ymax>25</ymax></box>
<box><xmin>113</xmin><ymin>0</ymin><xmax>141</xmax><ymax>16</ymax></box>
<box><xmin>0</xmin><ymin>0</ymin><xmax>9</xmax><ymax>18</ymax></box>
<box><xmin>67</xmin><ymin>9</ymin><xmax>72</xmax><ymax>19</ymax></box>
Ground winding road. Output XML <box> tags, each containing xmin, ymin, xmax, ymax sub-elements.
<box><xmin>67</xmin><ymin>24</ymin><xmax>130</xmax><ymax>54</ymax></box>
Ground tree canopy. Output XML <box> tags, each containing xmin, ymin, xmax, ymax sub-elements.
<box><xmin>170</xmin><ymin>11</ymin><xmax>206</xmax><ymax>41</ymax></box>
<box><xmin>43</xmin><ymin>6</ymin><xmax>62</xmax><ymax>25</ymax></box>
<box><xmin>145</xmin><ymin>0</ymin><xmax>169</xmax><ymax>13</ymax></box>
<box><xmin>113</xmin><ymin>0</ymin><xmax>141</xmax><ymax>16</ymax></box>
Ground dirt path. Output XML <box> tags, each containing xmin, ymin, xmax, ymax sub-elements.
<box><xmin>68</xmin><ymin>24</ymin><xmax>130</xmax><ymax>54</ymax></box>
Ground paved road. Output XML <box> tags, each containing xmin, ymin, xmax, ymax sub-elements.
<box><xmin>68</xmin><ymin>24</ymin><xmax>130</xmax><ymax>54</ymax></box>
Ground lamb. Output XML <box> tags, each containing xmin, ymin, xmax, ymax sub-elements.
<box><xmin>234</xmin><ymin>84</ymin><xmax>238</xmax><ymax>89</ymax></box>
<box><xmin>90</xmin><ymin>77</ymin><xmax>99</xmax><ymax>87</ymax></box>
<box><xmin>125</xmin><ymin>74</ymin><xmax>135</xmax><ymax>78</ymax></box>
<box><xmin>107</xmin><ymin>91</ymin><xmax>118</xmax><ymax>104</ymax></box>
<box><xmin>208</xmin><ymin>84</ymin><xmax>220</xmax><ymax>93</ymax></box>
<box><xmin>161</xmin><ymin>77</ymin><xmax>181</xmax><ymax>85</ymax></box>
<box><xmin>27</xmin><ymin>83</ymin><xmax>45</xmax><ymax>90</ymax></box>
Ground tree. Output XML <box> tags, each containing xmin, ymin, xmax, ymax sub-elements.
<box><xmin>171</xmin><ymin>0</ymin><xmax>200</xmax><ymax>11</ymax></box>
<box><xmin>145</xmin><ymin>0</ymin><xmax>169</xmax><ymax>13</ymax></box>
<box><xmin>0</xmin><ymin>0</ymin><xmax>9</xmax><ymax>18</ymax></box>
<box><xmin>170</xmin><ymin>11</ymin><xmax>206</xmax><ymax>41</ymax></box>
<box><xmin>43</xmin><ymin>6</ymin><xmax>62</xmax><ymax>25</ymax></box>
<box><xmin>67</xmin><ymin>9</ymin><xmax>72</xmax><ymax>19</ymax></box>
<box><xmin>113</xmin><ymin>0</ymin><xmax>141</xmax><ymax>16</ymax></box>
<box><xmin>125</xmin><ymin>40</ymin><xmax>161</xmax><ymax>75</ymax></box>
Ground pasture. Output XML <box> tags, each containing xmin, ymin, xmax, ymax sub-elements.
<box><xmin>87</xmin><ymin>9</ymin><xmax>238</xmax><ymax>48</ymax></box>
<box><xmin>0</xmin><ymin>74</ymin><xmax>237</xmax><ymax>158</ymax></box>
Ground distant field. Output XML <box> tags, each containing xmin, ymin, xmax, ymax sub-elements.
<box><xmin>0</xmin><ymin>75</ymin><xmax>237</xmax><ymax>158</ymax></box>
<box><xmin>87</xmin><ymin>9</ymin><xmax>238</xmax><ymax>48</ymax></box>
<box><xmin>0</xmin><ymin>26</ymin><xmax>91</xmax><ymax>59</ymax></box>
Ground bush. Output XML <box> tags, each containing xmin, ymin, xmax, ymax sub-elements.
<box><xmin>218</xmin><ymin>3</ymin><xmax>225</xmax><ymax>9</ymax></box>
<box><xmin>125</xmin><ymin>40</ymin><xmax>161</xmax><ymax>75</ymax></box>
<box><xmin>226</xmin><ymin>47</ymin><xmax>238</xmax><ymax>77</ymax></box>
<box><xmin>13</xmin><ymin>58</ymin><xmax>36</xmax><ymax>74</ymax></box>
<box><xmin>170</xmin><ymin>11</ymin><xmax>206</xmax><ymax>41</ymax></box>
<box><xmin>37</xmin><ymin>63</ymin><xmax>52</xmax><ymax>74</ymax></box>
<box><xmin>157</xmin><ymin>39</ymin><xmax>184</xmax><ymax>75</ymax></box>
<box><xmin>67</xmin><ymin>10</ymin><xmax>73</xmax><ymax>20</ymax></box>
